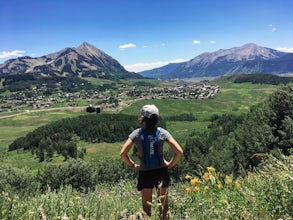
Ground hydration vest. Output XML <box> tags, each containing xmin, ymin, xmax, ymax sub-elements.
<box><xmin>139</xmin><ymin>127</ymin><xmax>161</xmax><ymax>168</ymax></box>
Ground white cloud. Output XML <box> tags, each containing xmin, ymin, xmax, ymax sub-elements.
<box><xmin>124</xmin><ymin>58</ymin><xmax>188</xmax><ymax>72</ymax></box>
<box><xmin>193</xmin><ymin>40</ymin><xmax>200</xmax><ymax>44</ymax></box>
<box><xmin>0</xmin><ymin>50</ymin><xmax>25</xmax><ymax>59</ymax></box>
<box><xmin>268</xmin><ymin>24</ymin><xmax>277</xmax><ymax>32</ymax></box>
<box><xmin>210</xmin><ymin>40</ymin><xmax>216</xmax><ymax>44</ymax></box>
<box><xmin>119</xmin><ymin>43</ymin><xmax>136</xmax><ymax>50</ymax></box>
<box><xmin>276</xmin><ymin>47</ymin><xmax>293</xmax><ymax>53</ymax></box>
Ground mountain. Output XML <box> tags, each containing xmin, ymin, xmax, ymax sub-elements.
<box><xmin>139</xmin><ymin>43</ymin><xmax>293</xmax><ymax>79</ymax></box>
<box><xmin>0</xmin><ymin>42</ymin><xmax>142</xmax><ymax>80</ymax></box>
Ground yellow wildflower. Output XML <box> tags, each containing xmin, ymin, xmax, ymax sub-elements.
<box><xmin>202</xmin><ymin>172</ymin><xmax>210</xmax><ymax>182</ymax></box>
<box><xmin>225</xmin><ymin>175</ymin><xmax>232</xmax><ymax>185</ymax></box>
<box><xmin>217</xmin><ymin>183</ymin><xmax>222</xmax><ymax>189</ymax></box>
<box><xmin>193</xmin><ymin>186</ymin><xmax>200</xmax><ymax>192</ymax></box>
<box><xmin>235</xmin><ymin>179</ymin><xmax>241</xmax><ymax>188</ymax></box>
<box><xmin>190</xmin><ymin>177</ymin><xmax>201</xmax><ymax>186</ymax></box>
<box><xmin>190</xmin><ymin>178</ymin><xmax>196</xmax><ymax>186</ymax></box>
<box><xmin>185</xmin><ymin>174</ymin><xmax>192</xmax><ymax>180</ymax></box>
<box><xmin>204</xmin><ymin>185</ymin><xmax>209</xmax><ymax>190</ymax></box>
<box><xmin>207</xmin><ymin>166</ymin><xmax>215</xmax><ymax>173</ymax></box>
<box><xmin>196</xmin><ymin>178</ymin><xmax>202</xmax><ymax>184</ymax></box>
<box><xmin>185</xmin><ymin>187</ymin><xmax>191</xmax><ymax>193</ymax></box>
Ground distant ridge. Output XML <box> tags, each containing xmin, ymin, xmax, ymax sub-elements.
<box><xmin>139</xmin><ymin>43</ymin><xmax>293</xmax><ymax>79</ymax></box>
<box><xmin>0</xmin><ymin>42</ymin><xmax>142</xmax><ymax>80</ymax></box>
<box><xmin>212</xmin><ymin>73</ymin><xmax>293</xmax><ymax>86</ymax></box>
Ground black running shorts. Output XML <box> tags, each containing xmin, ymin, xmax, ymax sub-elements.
<box><xmin>137</xmin><ymin>167</ymin><xmax>171</xmax><ymax>191</ymax></box>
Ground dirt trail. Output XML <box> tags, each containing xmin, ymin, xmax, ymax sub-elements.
<box><xmin>0</xmin><ymin>98</ymin><xmax>141</xmax><ymax>119</ymax></box>
<box><xmin>0</xmin><ymin>106</ymin><xmax>87</xmax><ymax>119</ymax></box>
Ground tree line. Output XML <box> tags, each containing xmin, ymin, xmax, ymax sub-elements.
<box><xmin>233</xmin><ymin>73</ymin><xmax>293</xmax><ymax>85</ymax></box>
<box><xmin>0</xmin><ymin>74</ymin><xmax>117</xmax><ymax>93</ymax></box>
<box><xmin>8</xmin><ymin>112</ymin><xmax>197</xmax><ymax>162</ymax></box>
<box><xmin>8</xmin><ymin>114</ymin><xmax>145</xmax><ymax>161</ymax></box>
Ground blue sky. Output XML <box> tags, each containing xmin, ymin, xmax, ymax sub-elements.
<box><xmin>1</xmin><ymin>0</ymin><xmax>293</xmax><ymax>72</ymax></box>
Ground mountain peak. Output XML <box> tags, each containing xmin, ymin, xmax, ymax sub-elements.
<box><xmin>0</xmin><ymin>42</ymin><xmax>142</xmax><ymax>79</ymax></box>
<box><xmin>77</xmin><ymin>42</ymin><xmax>96</xmax><ymax>51</ymax></box>
<box><xmin>242</xmin><ymin>43</ymin><xmax>259</xmax><ymax>48</ymax></box>
<box><xmin>140</xmin><ymin>43</ymin><xmax>292</xmax><ymax>79</ymax></box>
<box><xmin>75</xmin><ymin>42</ymin><xmax>106</xmax><ymax>59</ymax></box>
<box><xmin>81</xmin><ymin>41</ymin><xmax>92</xmax><ymax>47</ymax></box>
<box><xmin>190</xmin><ymin>43</ymin><xmax>285</xmax><ymax>65</ymax></box>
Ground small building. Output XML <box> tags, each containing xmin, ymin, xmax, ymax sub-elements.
<box><xmin>86</xmin><ymin>105</ymin><xmax>102</xmax><ymax>114</ymax></box>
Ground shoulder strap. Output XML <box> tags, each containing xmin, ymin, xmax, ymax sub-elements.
<box><xmin>156</xmin><ymin>127</ymin><xmax>161</xmax><ymax>135</ymax></box>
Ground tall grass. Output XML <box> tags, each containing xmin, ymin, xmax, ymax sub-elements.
<box><xmin>178</xmin><ymin>152</ymin><xmax>293</xmax><ymax>219</ymax></box>
<box><xmin>1</xmin><ymin>154</ymin><xmax>291</xmax><ymax>220</ymax></box>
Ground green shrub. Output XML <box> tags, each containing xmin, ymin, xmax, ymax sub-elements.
<box><xmin>0</xmin><ymin>166</ymin><xmax>39</xmax><ymax>193</ymax></box>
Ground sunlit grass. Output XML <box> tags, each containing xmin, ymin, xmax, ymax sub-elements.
<box><xmin>83</xmin><ymin>142</ymin><xmax>122</xmax><ymax>162</ymax></box>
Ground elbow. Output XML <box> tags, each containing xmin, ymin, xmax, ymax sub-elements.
<box><xmin>119</xmin><ymin>150</ymin><xmax>128</xmax><ymax>159</ymax></box>
<box><xmin>176</xmin><ymin>147</ymin><xmax>183</xmax><ymax>157</ymax></box>
<box><xmin>119</xmin><ymin>151</ymin><xmax>125</xmax><ymax>158</ymax></box>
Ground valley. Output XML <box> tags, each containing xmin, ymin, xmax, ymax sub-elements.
<box><xmin>0</xmin><ymin>78</ymin><xmax>278</xmax><ymax>168</ymax></box>
<box><xmin>0</xmin><ymin>78</ymin><xmax>219</xmax><ymax>114</ymax></box>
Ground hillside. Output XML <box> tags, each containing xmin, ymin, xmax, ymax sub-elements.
<box><xmin>211</xmin><ymin>73</ymin><xmax>293</xmax><ymax>85</ymax></box>
<box><xmin>1</xmin><ymin>78</ymin><xmax>292</xmax><ymax>219</ymax></box>
<box><xmin>0</xmin><ymin>42</ymin><xmax>142</xmax><ymax>80</ymax></box>
<box><xmin>139</xmin><ymin>43</ymin><xmax>293</xmax><ymax>79</ymax></box>
<box><xmin>0</xmin><ymin>83</ymin><xmax>292</xmax><ymax>219</ymax></box>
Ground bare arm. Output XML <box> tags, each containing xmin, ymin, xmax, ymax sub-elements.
<box><xmin>120</xmin><ymin>138</ymin><xmax>139</xmax><ymax>169</ymax></box>
<box><xmin>164</xmin><ymin>137</ymin><xmax>183</xmax><ymax>168</ymax></box>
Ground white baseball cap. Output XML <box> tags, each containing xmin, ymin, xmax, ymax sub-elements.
<box><xmin>140</xmin><ymin>104</ymin><xmax>159</xmax><ymax>118</ymax></box>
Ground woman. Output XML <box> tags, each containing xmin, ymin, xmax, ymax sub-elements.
<box><xmin>120</xmin><ymin>104</ymin><xmax>183</xmax><ymax>220</ymax></box>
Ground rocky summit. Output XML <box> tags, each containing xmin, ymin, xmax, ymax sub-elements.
<box><xmin>139</xmin><ymin>43</ymin><xmax>293</xmax><ymax>79</ymax></box>
<box><xmin>0</xmin><ymin>42</ymin><xmax>142</xmax><ymax>80</ymax></box>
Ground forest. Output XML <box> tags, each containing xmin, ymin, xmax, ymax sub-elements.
<box><xmin>232</xmin><ymin>73</ymin><xmax>293</xmax><ymax>85</ymax></box>
<box><xmin>8</xmin><ymin>113</ymin><xmax>197</xmax><ymax>162</ymax></box>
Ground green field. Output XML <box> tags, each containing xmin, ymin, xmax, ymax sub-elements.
<box><xmin>0</xmin><ymin>82</ymin><xmax>277</xmax><ymax>168</ymax></box>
